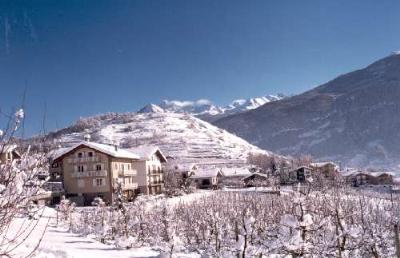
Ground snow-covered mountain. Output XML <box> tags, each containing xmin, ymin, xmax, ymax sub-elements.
<box><xmin>215</xmin><ymin>53</ymin><xmax>400</xmax><ymax>169</ymax></box>
<box><xmin>138</xmin><ymin>104</ymin><xmax>164</xmax><ymax>114</ymax></box>
<box><xmin>46</xmin><ymin>112</ymin><xmax>271</xmax><ymax>167</ymax></box>
<box><xmin>156</xmin><ymin>94</ymin><xmax>286</xmax><ymax>122</ymax></box>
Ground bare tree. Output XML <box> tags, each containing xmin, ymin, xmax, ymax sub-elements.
<box><xmin>0</xmin><ymin>107</ymin><xmax>49</xmax><ymax>257</ymax></box>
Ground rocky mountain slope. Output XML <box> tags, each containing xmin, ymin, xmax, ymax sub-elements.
<box><xmin>215</xmin><ymin>53</ymin><xmax>400</xmax><ymax>169</ymax></box>
<box><xmin>46</xmin><ymin>111</ymin><xmax>270</xmax><ymax>167</ymax></box>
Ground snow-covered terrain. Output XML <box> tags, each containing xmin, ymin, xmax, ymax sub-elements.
<box><xmin>215</xmin><ymin>53</ymin><xmax>400</xmax><ymax>170</ymax></box>
<box><xmin>47</xmin><ymin>112</ymin><xmax>270</xmax><ymax>167</ymax></box>
<box><xmin>157</xmin><ymin>94</ymin><xmax>286</xmax><ymax>121</ymax></box>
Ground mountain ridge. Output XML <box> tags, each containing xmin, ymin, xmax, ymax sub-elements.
<box><xmin>214</xmin><ymin>53</ymin><xmax>400</xmax><ymax>169</ymax></box>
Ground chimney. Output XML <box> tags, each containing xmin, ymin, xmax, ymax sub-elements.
<box><xmin>112</xmin><ymin>140</ymin><xmax>119</xmax><ymax>151</ymax></box>
<box><xmin>84</xmin><ymin>134</ymin><xmax>91</xmax><ymax>142</ymax></box>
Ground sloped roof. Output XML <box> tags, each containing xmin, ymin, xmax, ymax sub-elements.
<box><xmin>243</xmin><ymin>172</ymin><xmax>269</xmax><ymax>181</ymax></box>
<box><xmin>191</xmin><ymin>167</ymin><xmax>222</xmax><ymax>179</ymax></box>
<box><xmin>310</xmin><ymin>162</ymin><xmax>338</xmax><ymax>168</ymax></box>
<box><xmin>128</xmin><ymin>145</ymin><xmax>167</xmax><ymax>162</ymax></box>
<box><xmin>221</xmin><ymin>167</ymin><xmax>251</xmax><ymax>177</ymax></box>
<box><xmin>165</xmin><ymin>162</ymin><xmax>197</xmax><ymax>172</ymax></box>
<box><xmin>51</xmin><ymin>141</ymin><xmax>140</xmax><ymax>160</ymax></box>
<box><xmin>0</xmin><ymin>144</ymin><xmax>18</xmax><ymax>153</ymax></box>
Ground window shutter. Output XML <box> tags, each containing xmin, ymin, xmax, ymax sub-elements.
<box><xmin>93</xmin><ymin>179</ymin><xmax>96</xmax><ymax>186</ymax></box>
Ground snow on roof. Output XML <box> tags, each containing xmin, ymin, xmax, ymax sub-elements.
<box><xmin>221</xmin><ymin>167</ymin><xmax>251</xmax><ymax>177</ymax></box>
<box><xmin>0</xmin><ymin>144</ymin><xmax>18</xmax><ymax>153</ymax></box>
<box><xmin>341</xmin><ymin>170</ymin><xmax>395</xmax><ymax>178</ymax></box>
<box><xmin>165</xmin><ymin>162</ymin><xmax>197</xmax><ymax>172</ymax></box>
<box><xmin>310</xmin><ymin>162</ymin><xmax>338</xmax><ymax>167</ymax></box>
<box><xmin>242</xmin><ymin>172</ymin><xmax>269</xmax><ymax>180</ymax></box>
<box><xmin>367</xmin><ymin>171</ymin><xmax>396</xmax><ymax>177</ymax></box>
<box><xmin>191</xmin><ymin>167</ymin><xmax>221</xmax><ymax>179</ymax></box>
<box><xmin>128</xmin><ymin>145</ymin><xmax>167</xmax><ymax>162</ymax></box>
<box><xmin>51</xmin><ymin>141</ymin><xmax>140</xmax><ymax>160</ymax></box>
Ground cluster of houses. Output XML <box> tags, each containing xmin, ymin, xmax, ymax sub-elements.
<box><xmin>0</xmin><ymin>140</ymin><xmax>399</xmax><ymax>206</ymax></box>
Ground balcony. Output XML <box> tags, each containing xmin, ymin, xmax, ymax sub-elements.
<box><xmin>121</xmin><ymin>182</ymin><xmax>138</xmax><ymax>190</ymax></box>
<box><xmin>118</xmin><ymin>169</ymin><xmax>137</xmax><ymax>177</ymax></box>
<box><xmin>148</xmin><ymin>170</ymin><xmax>163</xmax><ymax>175</ymax></box>
<box><xmin>149</xmin><ymin>180</ymin><xmax>164</xmax><ymax>185</ymax></box>
<box><xmin>71</xmin><ymin>170</ymin><xmax>108</xmax><ymax>178</ymax></box>
<box><xmin>68</xmin><ymin>156</ymin><xmax>101</xmax><ymax>164</ymax></box>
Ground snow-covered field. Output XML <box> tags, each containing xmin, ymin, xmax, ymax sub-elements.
<box><xmin>7</xmin><ymin>192</ymin><xmax>212</xmax><ymax>258</ymax></box>
<box><xmin>7</xmin><ymin>207</ymin><xmax>162</xmax><ymax>258</ymax></box>
<box><xmin>6</xmin><ymin>188</ymin><xmax>400</xmax><ymax>258</ymax></box>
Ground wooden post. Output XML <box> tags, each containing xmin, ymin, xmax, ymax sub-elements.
<box><xmin>394</xmin><ymin>223</ymin><xmax>400</xmax><ymax>258</ymax></box>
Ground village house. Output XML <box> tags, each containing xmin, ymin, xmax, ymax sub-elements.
<box><xmin>310</xmin><ymin>162</ymin><xmax>339</xmax><ymax>179</ymax></box>
<box><xmin>343</xmin><ymin>171</ymin><xmax>394</xmax><ymax>187</ymax></box>
<box><xmin>191</xmin><ymin>167</ymin><xmax>223</xmax><ymax>189</ymax></box>
<box><xmin>129</xmin><ymin>146</ymin><xmax>167</xmax><ymax>195</ymax></box>
<box><xmin>163</xmin><ymin>162</ymin><xmax>197</xmax><ymax>189</ymax></box>
<box><xmin>49</xmin><ymin>141</ymin><xmax>166</xmax><ymax>205</ymax></box>
<box><xmin>243</xmin><ymin>172</ymin><xmax>270</xmax><ymax>187</ymax></box>
<box><xmin>0</xmin><ymin>144</ymin><xmax>20</xmax><ymax>164</ymax></box>
<box><xmin>164</xmin><ymin>162</ymin><xmax>198</xmax><ymax>179</ymax></box>
<box><xmin>219</xmin><ymin>167</ymin><xmax>252</xmax><ymax>187</ymax></box>
<box><xmin>287</xmin><ymin>166</ymin><xmax>313</xmax><ymax>184</ymax></box>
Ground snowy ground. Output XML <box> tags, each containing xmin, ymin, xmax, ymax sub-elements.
<box><xmin>6</xmin><ymin>207</ymin><xmax>161</xmax><ymax>258</ymax></box>
<box><xmin>7</xmin><ymin>192</ymin><xmax>212</xmax><ymax>258</ymax></box>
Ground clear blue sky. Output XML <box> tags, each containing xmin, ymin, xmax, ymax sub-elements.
<box><xmin>1</xmin><ymin>0</ymin><xmax>400</xmax><ymax>136</ymax></box>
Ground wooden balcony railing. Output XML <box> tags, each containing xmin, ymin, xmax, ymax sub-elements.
<box><xmin>68</xmin><ymin>156</ymin><xmax>101</xmax><ymax>164</ymax></box>
<box><xmin>71</xmin><ymin>170</ymin><xmax>107</xmax><ymax>178</ymax></box>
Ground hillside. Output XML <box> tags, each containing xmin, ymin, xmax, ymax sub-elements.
<box><xmin>215</xmin><ymin>53</ymin><xmax>400</xmax><ymax>169</ymax></box>
<box><xmin>46</xmin><ymin>111</ymin><xmax>270</xmax><ymax>167</ymax></box>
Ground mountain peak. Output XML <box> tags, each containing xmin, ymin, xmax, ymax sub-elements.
<box><xmin>157</xmin><ymin>94</ymin><xmax>286</xmax><ymax>121</ymax></box>
<box><xmin>138</xmin><ymin>104</ymin><xmax>164</xmax><ymax>113</ymax></box>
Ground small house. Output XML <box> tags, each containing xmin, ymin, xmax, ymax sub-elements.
<box><xmin>344</xmin><ymin>171</ymin><xmax>394</xmax><ymax>186</ymax></box>
<box><xmin>310</xmin><ymin>162</ymin><xmax>339</xmax><ymax>179</ymax></box>
<box><xmin>191</xmin><ymin>167</ymin><xmax>223</xmax><ymax>189</ymax></box>
<box><xmin>243</xmin><ymin>172</ymin><xmax>270</xmax><ymax>187</ymax></box>
<box><xmin>288</xmin><ymin>166</ymin><xmax>313</xmax><ymax>184</ymax></box>
<box><xmin>0</xmin><ymin>144</ymin><xmax>21</xmax><ymax>164</ymax></box>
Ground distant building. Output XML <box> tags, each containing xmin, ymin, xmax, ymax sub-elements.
<box><xmin>287</xmin><ymin>166</ymin><xmax>313</xmax><ymax>184</ymax></box>
<box><xmin>219</xmin><ymin>167</ymin><xmax>252</xmax><ymax>187</ymax></box>
<box><xmin>310</xmin><ymin>162</ymin><xmax>339</xmax><ymax>179</ymax></box>
<box><xmin>0</xmin><ymin>144</ymin><xmax>21</xmax><ymax>164</ymax></box>
<box><xmin>191</xmin><ymin>167</ymin><xmax>223</xmax><ymax>189</ymax></box>
<box><xmin>343</xmin><ymin>171</ymin><xmax>394</xmax><ymax>186</ymax></box>
<box><xmin>243</xmin><ymin>172</ymin><xmax>269</xmax><ymax>187</ymax></box>
<box><xmin>165</xmin><ymin>162</ymin><xmax>198</xmax><ymax>179</ymax></box>
<box><xmin>49</xmin><ymin>141</ymin><xmax>167</xmax><ymax>205</ymax></box>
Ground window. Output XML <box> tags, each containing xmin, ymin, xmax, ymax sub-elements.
<box><xmin>52</xmin><ymin>162</ymin><xmax>59</xmax><ymax>168</ymax></box>
<box><xmin>88</xmin><ymin>152</ymin><xmax>93</xmax><ymax>157</ymax></box>
<box><xmin>128</xmin><ymin>164</ymin><xmax>131</xmax><ymax>170</ymax></box>
<box><xmin>122</xmin><ymin>164</ymin><xmax>125</xmax><ymax>171</ymax></box>
<box><xmin>96</xmin><ymin>164</ymin><xmax>102</xmax><ymax>171</ymax></box>
<box><xmin>95</xmin><ymin>178</ymin><xmax>103</xmax><ymax>186</ymax></box>
<box><xmin>77</xmin><ymin>179</ymin><xmax>85</xmax><ymax>188</ymax></box>
<box><xmin>115</xmin><ymin>163</ymin><xmax>118</xmax><ymax>169</ymax></box>
<box><xmin>77</xmin><ymin>152</ymin><xmax>83</xmax><ymax>158</ymax></box>
<box><xmin>77</xmin><ymin>165</ymin><xmax>84</xmax><ymax>172</ymax></box>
